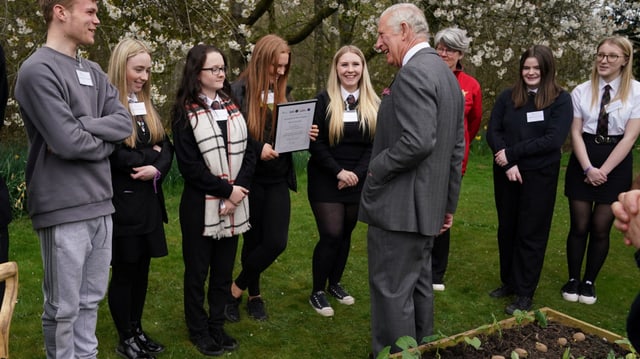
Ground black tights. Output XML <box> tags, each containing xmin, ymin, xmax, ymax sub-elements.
<box><xmin>108</xmin><ymin>257</ymin><xmax>151</xmax><ymax>342</ymax></box>
<box><xmin>566</xmin><ymin>199</ymin><xmax>614</xmax><ymax>283</ymax></box>
<box><xmin>310</xmin><ymin>202</ymin><xmax>359</xmax><ymax>293</ymax></box>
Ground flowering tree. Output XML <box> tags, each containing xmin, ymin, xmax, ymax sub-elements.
<box><xmin>420</xmin><ymin>0</ymin><xmax>631</xmax><ymax>126</ymax></box>
<box><xmin>0</xmin><ymin>0</ymin><xmax>636</xmax><ymax>133</ymax></box>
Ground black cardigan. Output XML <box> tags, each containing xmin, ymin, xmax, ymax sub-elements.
<box><xmin>487</xmin><ymin>89</ymin><xmax>573</xmax><ymax>171</ymax></box>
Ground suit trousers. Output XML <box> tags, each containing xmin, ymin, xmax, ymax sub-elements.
<box><xmin>493</xmin><ymin>163</ymin><xmax>560</xmax><ymax>298</ymax></box>
<box><xmin>367</xmin><ymin>225</ymin><xmax>434</xmax><ymax>356</ymax></box>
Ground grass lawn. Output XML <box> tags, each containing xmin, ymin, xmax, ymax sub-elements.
<box><xmin>5</xmin><ymin>151</ymin><xmax>639</xmax><ymax>358</ymax></box>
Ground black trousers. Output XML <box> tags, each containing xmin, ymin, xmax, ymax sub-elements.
<box><xmin>493</xmin><ymin>163</ymin><xmax>560</xmax><ymax>298</ymax></box>
<box><xmin>431</xmin><ymin>229</ymin><xmax>450</xmax><ymax>284</ymax></box>
<box><xmin>236</xmin><ymin>181</ymin><xmax>290</xmax><ymax>296</ymax></box>
<box><xmin>182</xmin><ymin>229</ymin><xmax>238</xmax><ymax>337</ymax></box>
<box><xmin>0</xmin><ymin>176</ymin><xmax>11</xmax><ymax>306</ymax></box>
<box><xmin>0</xmin><ymin>226</ymin><xmax>7</xmax><ymax>306</ymax></box>
<box><xmin>108</xmin><ymin>257</ymin><xmax>151</xmax><ymax>341</ymax></box>
<box><xmin>629</xmin><ymin>291</ymin><xmax>640</xmax><ymax>351</ymax></box>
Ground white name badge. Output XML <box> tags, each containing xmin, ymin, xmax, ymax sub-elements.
<box><xmin>261</xmin><ymin>91</ymin><xmax>275</xmax><ymax>104</ymax></box>
<box><xmin>129</xmin><ymin>102</ymin><xmax>147</xmax><ymax>116</ymax></box>
<box><xmin>526</xmin><ymin>111</ymin><xmax>544</xmax><ymax>123</ymax></box>
<box><xmin>607</xmin><ymin>100</ymin><xmax>623</xmax><ymax>113</ymax></box>
<box><xmin>76</xmin><ymin>69</ymin><xmax>94</xmax><ymax>86</ymax></box>
<box><xmin>343</xmin><ymin>111</ymin><xmax>358</xmax><ymax>123</ymax></box>
<box><xmin>213</xmin><ymin>109</ymin><xmax>228</xmax><ymax>121</ymax></box>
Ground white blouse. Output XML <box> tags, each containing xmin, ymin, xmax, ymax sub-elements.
<box><xmin>571</xmin><ymin>76</ymin><xmax>640</xmax><ymax>136</ymax></box>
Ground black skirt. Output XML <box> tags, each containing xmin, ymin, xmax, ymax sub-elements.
<box><xmin>564</xmin><ymin>133</ymin><xmax>632</xmax><ymax>204</ymax></box>
<box><xmin>112</xmin><ymin>224</ymin><xmax>168</xmax><ymax>263</ymax></box>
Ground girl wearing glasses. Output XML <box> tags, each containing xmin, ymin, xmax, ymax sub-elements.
<box><xmin>432</xmin><ymin>27</ymin><xmax>483</xmax><ymax>292</ymax></box>
<box><xmin>562</xmin><ymin>36</ymin><xmax>640</xmax><ymax>305</ymax></box>
<box><xmin>107</xmin><ymin>39</ymin><xmax>173</xmax><ymax>359</ymax></box>
<box><xmin>172</xmin><ymin>44</ymin><xmax>255</xmax><ymax>355</ymax></box>
<box><xmin>226</xmin><ymin>34</ymin><xmax>318</xmax><ymax>321</ymax></box>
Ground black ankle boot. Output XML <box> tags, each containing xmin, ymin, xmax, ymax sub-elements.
<box><xmin>116</xmin><ymin>337</ymin><xmax>155</xmax><ymax>359</ymax></box>
<box><xmin>133</xmin><ymin>326</ymin><xmax>165</xmax><ymax>354</ymax></box>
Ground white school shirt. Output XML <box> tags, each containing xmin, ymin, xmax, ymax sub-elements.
<box><xmin>571</xmin><ymin>76</ymin><xmax>640</xmax><ymax>135</ymax></box>
<box><xmin>340</xmin><ymin>87</ymin><xmax>360</xmax><ymax>105</ymax></box>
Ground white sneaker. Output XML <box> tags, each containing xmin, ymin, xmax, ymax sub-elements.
<box><xmin>433</xmin><ymin>283</ymin><xmax>446</xmax><ymax>291</ymax></box>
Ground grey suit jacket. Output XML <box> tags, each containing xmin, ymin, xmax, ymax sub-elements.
<box><xmin>359</xmin><ymin>47</ymin><xmax>465</xmax><ymax>236</ymax></box>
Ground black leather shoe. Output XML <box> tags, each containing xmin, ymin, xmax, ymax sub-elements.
<box><xmin>191</xmin><ymin>334</ymin><xmax>224</xmax><ymax>356</ymax></box>
<box><xmin>116</xmin><ymin>337</ymin><xmax>156</xmax><ymax>359</ymax></box>
<box><xmin>133</xmin><ymin>327</ymin><xmax>165</xmax><ymax>354</ymax></box>
<box><xmin>489</xmin><ymin>285</ymin><xmax>514</xmax><ymax>298</ymax></box>
<box><xmin>505</xmin><ymin>296</ymin><xmax>533</xmax><ymax>315</ymax></box>
<box><xmin>210</xmin><ymin>326</ymin><xmax>239</xmax><ymax>351</ymax></box>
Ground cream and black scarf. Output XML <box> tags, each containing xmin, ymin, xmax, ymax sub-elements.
<box><xmin>188</xmin><ymin>97</ymin><xmax>250</xmax><ymax>238</ymax></box>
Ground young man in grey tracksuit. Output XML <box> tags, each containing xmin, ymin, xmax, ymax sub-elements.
<box><xmin>14</xmin><ymin>1</ymin><xmax>131</xmax><ymax>357</ymax></box>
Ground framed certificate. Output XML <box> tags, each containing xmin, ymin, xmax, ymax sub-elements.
<box><xmin>273</xmin><ymin>99</ymin><xmax>317</xmax><ymax>153</ymax></box>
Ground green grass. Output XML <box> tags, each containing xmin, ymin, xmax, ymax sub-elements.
<box><xmin>5</xmin><ymin>149</ymin><xmax>639</xmax><ymax>358</ymax></box>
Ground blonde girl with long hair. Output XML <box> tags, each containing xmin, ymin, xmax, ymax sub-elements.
<box><xmin>307</xmin><ymin>45</ymin><xmax>379</xmax><ymax>316</ymax></box>
<box><xmin>562</xmin><ymin>36</ymin><xmax>640</xmax><ymax>305</ymax></box>
<box><xmin>107</xmin><ymin>38</ymin><xmax>173</xmax><ymax>359</ymax></box>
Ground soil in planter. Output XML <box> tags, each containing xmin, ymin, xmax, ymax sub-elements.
<box><xmin>423</xmin><ymin>322</ymin><xmax>633</xmax><ymax>358</ymax></box>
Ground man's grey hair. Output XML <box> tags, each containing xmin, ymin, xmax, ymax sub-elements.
<box><xmin>381</xmin><ymin>3</ymin><xmax>429</xmax><ymax>38</ymax></box>
<box><xmin>434</xmin><ymin>27</ymin><xmax>471</xmax><ymax>53</ymax></box>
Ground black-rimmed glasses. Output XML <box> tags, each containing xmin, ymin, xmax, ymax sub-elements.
<box><xmin>201</xmin><ymin>66</ymin><xmax>227</xmax><ymax>75</ymax></box>
<box><xmin>595</xmin><ymin>53</ymin><xmax>624</xmax><ymax>63</ymax></box>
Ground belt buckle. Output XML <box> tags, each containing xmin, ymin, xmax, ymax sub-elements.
<box><xmin>595</xmin><ymin>135</ymin><xmax>605</xmax><ymax>144</ymax></box>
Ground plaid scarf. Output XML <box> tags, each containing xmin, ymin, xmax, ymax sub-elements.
<box><xmin>188</xmin><ymin>98</ymin><xmax>250</xmax><ymax>238</ymax></box>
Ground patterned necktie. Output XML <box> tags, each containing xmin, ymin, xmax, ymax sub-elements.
<box><xmin>345</xmin><ymin>94</ymin><xmax>356</xmax><ymax>111</ymax></box>
<box><xmin>596</xmin><ymin>85</ymin><xmax>611</xmax><ymax>136</ymax></box>
<box><xmin>211</xmin><ymin>101</ymin><xmax>221</xmax><ymax>110</ymax></box>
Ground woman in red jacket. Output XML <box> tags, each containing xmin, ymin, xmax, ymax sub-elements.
<box><xmin>431</xmin><ymin>27</ymin><xmax>483</xmax><ymax>291</ymax></box>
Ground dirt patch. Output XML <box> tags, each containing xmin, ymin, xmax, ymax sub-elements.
<box><xmin>423</xmin><ymin>321</ymin><xmax>632</xmax><ymax>358</ymax></box>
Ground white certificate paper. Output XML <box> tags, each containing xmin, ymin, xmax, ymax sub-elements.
<box><xmin>274</xmin><ymin>99</ymin><xmax>317</xmax><ymax>153</ymax></box>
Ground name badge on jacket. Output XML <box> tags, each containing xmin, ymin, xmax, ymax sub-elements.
<box><xmin>527</xmin><ymin>111</ymin><xmax>544</xmax><ymax>123</ymax></box>
<box><xmin>130</xmin><ymin>102</ymin><xmax>147</xmax><ymax>116</ymax></box>
<box><xmin>343</xmin><ymin>111</ymin><xmax>358</xmax><ymax>123</ymax></box>
<box><xmin>213</xmin><ymin>109</ymin><xmax>228</xmax><ymax>121</ymax></box>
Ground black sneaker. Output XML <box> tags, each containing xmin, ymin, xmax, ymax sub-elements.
<box><xmin>327</xmin><ymin>283</ymin><xmax>355</xmax><ymax>305</ymax></box>
<box><xmin>224</xmin><ymin>297</ymin><xmax>241</xmax><ymax>323</ymax></box>
<box><xmin>210</xmin><ymin>327</ymin><xmax>238</xmax><ymax>351</ymax></box>
<box><xmin>578</xmin><ymin>281</ymin><xmax>597</xmax><ymax>304</ymax></box>
<box><xmin>309</xmin><ymin>291</ymin><xmax>334</xmax><ymax>317</ymax></box>
<box><xmin>190</xmin><ymin>334</ymin><xmax>224</xmax><ymax>356</ymax></box>
<box><xmin>561</xmin><ymin>279</ymin><xmax>580</xmax><ymax>302</ymax></box>
<box><xmin>505</xmin><ymin>296</ymin><xmax>532</xmax><ymax>315</ymax></box>
<box><xmin>247</xmin><ymin>296</ymin><xmax>268</xmax><ymax>321</ymax></box>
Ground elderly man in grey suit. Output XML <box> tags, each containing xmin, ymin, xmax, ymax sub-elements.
<box><xmin>359</xmin><ymin>3</ymin><xmax>465</xmax><ymax>356</ymax></box>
